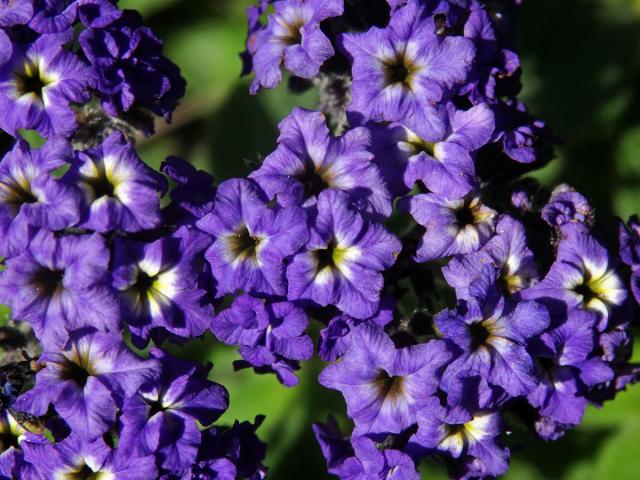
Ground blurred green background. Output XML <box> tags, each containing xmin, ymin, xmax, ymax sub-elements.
<box><xmin>120</xmin><ymin>0</ymin><xmax>640</xmax><ymax>478</ymax></box>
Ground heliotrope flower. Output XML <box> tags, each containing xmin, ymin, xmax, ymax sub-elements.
<box><xmin>0</xmin><ymin>33</ymin><xmax>93</xmax><ymax>137</ymax></box>
<box><xmin>161</xmin><ymin>156</ymin><xmax>216</xmax><ymax>222</ymax></box>
<box><xmin>13</xmin><ymin>329</ymin><xmax>159</xmax><ymax>440</ymax></box>
<box><xmin>461</xmin><ymin>7</ymin><xmax>520</xmax><ymax>103</ymax></box>
<box><xmin>287</xmin><ymin>189</ymin><xmax>401</xmax><ymax>318</ymax></box>
<box><xmin>443</xmin><ymin>215</ymin><xmax>538</xmax><ymax>300</ymax></box>
<box><xmin>112</xmin><ymin>226</ymin><xmax>213</xmax><ymax>347</ymax></box>
<box><xmin>496</xmin><ymin>99</ymin><xmax>554</xmax><ymax>164</ymax></box>
<box><xmin>188</xmin><ymin>416</ymin><xmax>268</xmax><ymax>480</ymax></box>
<box><xmin>251</xmin><ymin>107</ymin><xmax>391</xmax><ymax>219</ymax></box>
<box><xmin>0</xmin><ymin>231</ymin><xmax>119</xmax><ymax>347</ymax></box>
<box><xmin>0</xmin><ymin>138</ymin><xmax>81</xmax><ymax>258</ymax></box>
<box><xmin>340</xmin><ymin>0</ymin><xmax>475</xmax><ymax>139</ymax></box>
<box><xmin>79</xmin><ymin>9</ymin><xmax>186</xmax><ymax>123</ymax></box>
<box><xmin>319</xmin><ymin>324</ymin><xmax>452</xmax><ymax>434</ymax></box>
<box><xmin>369</xmin><ymin>102</ymin><xmax>494</xmax><ymax>199</ymax></box>
<box><xmin>197</xmin><ymin>178</ymin><xmax>308</xmax><ymax>297</ymax></box>
<box><xmin>527</xmin><ymin>309</ymin><xmax>613</xmax><ymax>438</ymax></box>
<box><xmin>249</xmin><ymin>0</ymin><xmax>344</xmax><ymax>93</ymax></box>
<box><xmin>64</xmin><ymin>131</ymin><xmax>166</xmax><ymax>232</ymax></box>
<box><xmin>522</xmin><ymin>224</ymin><xmax>626</xmax><ymax>327</ymax></box>
<box><xmin>213</xmin><ymin>294</ymin><xmax>313</xmax><ymax>386</ymax></box>
<box><xmin>318</xmin><ymin>297</ymin><xmax>394</xmax><ymax>362</ymax></box>
<box><xmin>541</xmin><ymin>184</ymin><xmax>594</xmax><ymax>228</ymax></box>
<box><xmin>0</xmin><ymin>0</ymin><xmax>33</xmax><ymax>26</ymax></box>
<box><xmin>436</xmin><ymin>266</ymin><xmax>550</xmax><ymax>397</ymax></box>
<box><xmin>619</xmin><ymin>215</ymin><xmax>640</xmax><ymax>305</ymax></box>
<box><xmin>402</xmin><ymin>192</ymin><xmax>497</xmax><ymax>262</ymax></box>
<box><xmin>119</xmin><ymin>349</ymin><xmax>228</xmax><ymax>473</ymax></box>
<box><xmin>410</xmin><ymin>407</ymin><xmax>509</xmax><ymax>479</ymax></box>
<box><xmin>314</xmin><ymin>417</ymin><xmax>420</xmax><ymax>480</ymax></box>
<box><xmin>22</xmin><ymin>433</ymin><xmax>157</xmax><ymax>480</ymax></box>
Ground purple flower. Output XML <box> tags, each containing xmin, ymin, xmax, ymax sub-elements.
<box><xmin>0</xmin><ymin>231</ymin><xmax>119</xmax><ymax>347</ymax></box>
<box><xmin>443</xmin><ymin>215</ymin><xmax>538</xmax><ymax>299</ymax></box>
<box><xmin>436</xmin><ymin>266</ymin><xmax>550</xmax><ymax>397</ymax></box>
<box><xmin>402</xmin><ymin>192</ymin><xmax>497</xmax><ymax>262</ymax></box>
<box><xmin>161</xmin><ymin>156</ymin><xmax>216</xmax><ymax>222</ymax></box>
<box><xmin>410</xmin><ymin>407</ymin><xmax>509</xmax><ymax>479</ymax></box>
<box><xmin>213</xmin><ymin>294</ymin><xmax>313</xmax><ymax>387</ymax></box>
<box><xmin>65</xmin><ymin>131</ymin><xmax>166</xmax><ymax>232</ymax></box>
<box><xmin>496</xmin><ymin>100</ymin><xmax>554</xmax><ymax>164</ymax></box>
<box><xmin>79</xmin><ymin>9</ymin><xmax>185</xmax><ymax>123</ymax></box>
<box><xmin>319</xmin><ymin>324</ymin><xmax>452</xmax><ymax>435</ymax></box>
<box><xmin>112</xmin><ymin>226</ymin><xmax>214</xmax><ymax>346</ymax></box>
<box><xmin>521</xmin><ymin>224</ymin><xmax>626</xmax><ymax>327</ymax></box>
<box><xmin>287</xmin><ymin>189</ymin><xmax>401</xmax><ymax>319</ymax></box>
<box><xmin>344</xmin><ymin>436</ymin><xmax>420</xmax><ymax>480</ymax></box>
<box><xmin>14</xmin><ymin>329</ymin><xmax>159</xmax><ymax>440</ymax></box>
<box><xmin>369</xmin><ymin>102</ymin><xmax>494</xmax><ymax>199</ymax></box>
<box><xmin>620</xmin><ymin>215</ymin><xmax>640</xmax><ymax>268</ymax></box>
<box><xmin>119</xmin><ymin>349</ymin><xmax>228</xmax><ymax>473</ymax></box>
<box><xmin>461</xmin><ymin>7</ymin><xmax>520</xmax><ymax>103</ymax></box>
<box><xmin>250</xmin><ymin>108</ymin><xmax>391</xmax><ymax>219</ymax></box>
<box><xmin>197</xmin><ymin>178</ymin><xmax>308</xmax><ymax>297</ymax></box>
<box><xmin>527</xmin><ymin>309</ymin><xmax>613</xmax><ymax>437</ymax></box>
<box><xmin>0</xmin><ymin>34</ymin><xmax>93</xmax><ymax>137</ymax></box>
<box><xmin>318</xmin><ymin>298</ymin><xmax>394</xmax><ymax>362</ymax></box>
<box><xmin>0</xmin><ymin>138</ymin><xmax>81</xmax><ymax>258</ymax></box>
<box><xmin>22</xmin><ymin>433</ymin><xmax>157</xmax><ymax>480</ymax></box>
<box><xmin>341</xmin><ymin>0</ymin><xmax>475</xmax><ymax>139</ymax></box>
<box><xmin>249</xmin><ymin>0</ymin><xmax>343</xmax><ymax>93</ymax></box>
<box><xmin>541</xmin><ymin>184</ymin><xmax>594</xmax><ymax>228</ymax></box>
<box><xmin>0</xmin><ymin>0</ymin><xmax>33</xmax><ymax>26</ymax></box>
<box><xmin>189</xmin><ymin>417</ymin><xmax>268</xmax><ymax>480</ymax></box>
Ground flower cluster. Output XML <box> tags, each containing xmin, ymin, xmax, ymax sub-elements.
<box><xmin>0</xmin><ymin>0</ymin><xmax>636</xmax><ymax>479</ymax></box>
<box><xmin>240</xmin><ymin>0</ymin><xmax>639</xmax><ymax>478</ymax></box>
<box><xmin>0</xmin><ymin>2</ymin><xmax>265</xmax><ymax>479</ymax></box>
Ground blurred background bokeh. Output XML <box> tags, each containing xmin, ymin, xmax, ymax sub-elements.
<box><xmin>120</xmin><ymin>0</ymin><xmax>640</xmax><ymax>478</ymax></box>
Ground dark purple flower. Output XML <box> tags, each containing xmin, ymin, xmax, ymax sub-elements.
<box><xmin>189</xmin><ymin>417</ymin><xmax>268</xmax><ymax>480</ymax></box>
<box><xmin>14</xmin><ymin>329</ymin><xmax>159</xmax><ymax>440</ymax></box>
<box><xmin>0</xmin><ymin>138</ymin><xmax>81</xmax><ymax>258</ymax></box>
<box><xmin>521</xmin><ymin>224</ymin><xmax>626</xmax><ymax>327</ymax></box>
<box><xmin>213</xmin><ymin>294</ymin><xmax>313</xmax><ymax>387</ymax></box>
<box><xmin>196</xmin><ymin>178</ymin><xmax>309</xmax><ymax>297</ymax></box>
<box><xmin>119</xmin><ymin>349</ymin><xmax>228</xmax><ymax>473</ymax></box>
<box><xmin>527</xmin><ymin>309</ymin><xmax>613</xmax><ymax>437</ymax></box>
<box><xmin>341</xmin><ymin>0</ymin><xmax>475</xmax><ymax>139</ymax></box>
<box><xmin>619</xmin><ymin>215</ymin><xmax>640</xmax><ymax>268</ymax></box>
<box><xmin>541</xmin><ymin>184</ymin><xmax>594</xmax><ymax>228</ymax></box>
<box><xmin>79</xmin><ymin>9</ymin><xmax>185</xmax><ymax>123</ymax></box>
<box><xmin>161</xmin><ymin>156</ymin><xmax>216</xmax><ymax>222</ymax></box>
<box><xmin>402</xmin><ymin>192</ymin><xmax>497</xmax><ymax>262</ymax></box>
<box><xmin>496</xmin><ymin>100</ymin><xmax>554</xmax><ymax>164</ymax></box>
<box><xmin>22</xmin><ymin>433</ymin><xmax>157</xmax><ymax>479</ymax></box>
<box><xmin>65</xmin><ymin>131</ymin><xmax>166</xmax><ymax>232</ymax></box>
<box><xmin>443</xmin><ymin>215</ymin><xmax>538</xmax><ymax>299</ymax></box>
<box><xmin>0</xmin><ymin>231</ymin><xmax>119</xmax><ymax>347</ymax></box>
<box><xmin>287</xmin><ymin>189</ymin><xmax>401</xmax><ymax>319</ymax></box>
<box><xmin>112</xmin><ymin>226</ymin><xmax>213</xmax><ymax>346</ymax></box>
<box><xmin>461</xmin><ymin>7</ymin><xmax>520</xmax><ymax>103</ymax></box>
<box><xmin>436</xmin><ymin>266</ymin><xmax>550</xmax><ymax>397</ymax></box>
<box><xmin>369</xmin><ymin>102</ymin><xmax>493</xmax><ymax>199</ymax></box>
<box><xmin>319</xmin><ymin>324</ymin><xmax>452</xmax><ymax>435</ymax></box>
<box><xmin>0</xmin><ymin>34</ymin><xmax>93</xmax><ymax>137</ymax></box>
<box><xmin>249</xmin><ymin>0</ymin><xmax>343</xmax><ymax>93</ymax></box>
<box><xmin>250</xmin><ymin>108</ymin><xmax>391</xmax><ymax>219</ymax></box>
